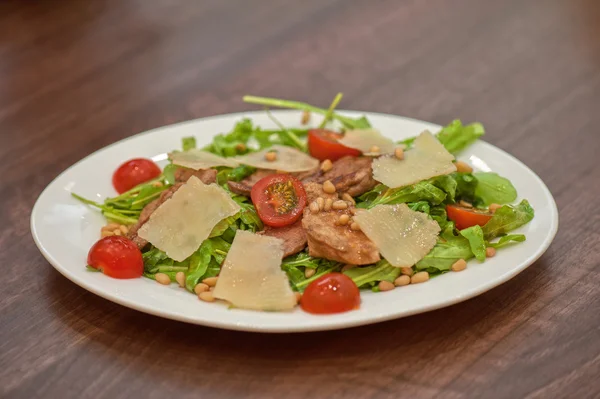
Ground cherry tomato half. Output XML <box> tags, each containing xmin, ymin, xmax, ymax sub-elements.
<box><xmin>87</xmin><ymin>236</ymin><xmax>144</xmax><ymax>279</ymax></box>
<box><xmin>112</xmin><ymin>158</ymin><xmax>161</xmax><ymax>194</ymax></box>
<box><xmin>251</xmin><ymin>174</ymin><xmax>307</xmax><ymax>227</ymax></box>
<box><xmin>307</xmin><ymin>129</ymin><xmax>362</xmax><ymax>161</ymax></box>
<box><xmin>301</xmin><ymin>273</ymin><xmax>360</xmax><ymax>314</ymax></box>
<box><xmin>446</xmin><ymin>205</ymin><xmax>493</xmax><ymax>230</ymax></box>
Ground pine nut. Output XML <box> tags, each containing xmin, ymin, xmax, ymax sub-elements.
<box><xmin>323</xmin><ymin>180</ymin><xmax>336</xmax><ymax>194</ymax></box>
<box><xmin>338</xmin><ymin>214</ymin><xmax>350</xmax><ymax>225</ymax></box>
<box><xmin>486</xmin><ymin>247</ymin><xmax>496</xmax><ymax>258</ymax></box>
<box><xmin>369</xmin><ymin>145</ymin><xmax>380</xmax><ymax>154</ymax></box>
<box><xmin>119</xmin><ymin>225</ymin><xmax>129</xmax><ymax>234</ymax></box>
<box><xmin>202</xmin><ymin>277</ymin><xmax>218</xmax><ymax>287</ymax></box>
<box><xmin>194</xmin><ymin>283</ymin><xmax>209</xmax><ymax>294</ymax></box>
<box><xmin>411</xmin><ymin>271</ymin><xmax>429</xmax><ymax>284</ymax></box>
<box><xmin>451</xmin><ymin>259</ymin><xmax>467</xmax><ymax>272</ymax></box>
<box><xmin>175</xmin><ymin>272</ymin><xmax>185</xmax><ymax>288</ymax></box>
<box><xmin>394</xmin><ymin>147</ymin><xmax>405</xmax><ymax>160</ymax></box>
<box><xmin>316</xmin><ymin>197</ymin><xmax>324</xmax><ymax>210</ymax></box>
<box><xmin>301</xmin><ymin>110</ymin><xmax>311</xmax><ymax>125</ymax></box>
<box><xmin>113</xmin><ymin>229</ymin><xmax>122</xmax><ymax>236</ymax></box>
<box><xmin>455</xmin><ymin>161</ymin><xmax>473</xmax><ymax>173</ymax></box>
<box><xmin>152</xmin><ymin>181</ymin><xmax>164</xmax><ymax>188</ymax></box>
<box><xmin>198</xmin><ymin>291</ymin><xmax>215</xmax><ymax>302</ymax></box>
<box><xmin>378</xmin><ymin>280</ymin><xmax>395</xmax><ymax>291</ymax></box>
<box><xmin>350</xmin><ymin>208</ymin><xmax>359</xmax><ymax>215</ymax></box>
<box><xmin>309</xmin><ymin>201</ymin><xmax>320</xmax><ymax>213</ymax></box>
<box><xmin>320</xmin><ymin>159</ymin><xmax>333</xmax><ymax>172</ymax></box>
<box><xmin>155</xmin><ymin>273</ymin><xmax>171</xmax><ymax>285</ymax></box>
<box><xmin>324</xmin><ymin>198</ymin><xmax>333</xmax><ymax>211</ymax></box>
<box><xmin>101</xmin><ymin>230</ymin><xmax>114</xmax><ymax>237</ymax></box>
<box><xmin>295</xmin><ymin>292</ymin><xmax>302</xmax><ymax>303</ymax></box>
<box><xmin>341</xmin><ymin>193</ymin><xmax>355</xmax><ymax>204</ymax></box>
<box><xmin>350</xmin><ymin>222</ymin><xmax>361</xmax><ymax>231</ymax></box>
<box><xmin>489</xmin><ymin>203</ymin><xmax>502</xmax><ymax>213</ymax></box>
<box><xmin>400</xmin><ymin>267</ymin><xmax>413</xmax><ymax>276</ymax></box>
<box><xmin>332</xmin><ymin>200</ymin><xmax>348</xmax><ymax>210</ymax></box>
<box><xmin>104</xmin><ymin>223</ymin><xmax>120</xmax><ymax>230</ymax></box>
<box><xmin>459</xmin><ymin>200</ymin><xmax>473</xmax><ymax>208</ymax></box>
<box><xmin>235</xmin><ymin>143</ymin><xmax>247</xmax><ymax>152</ymax></box>
<box><xmin>305</xmin><ymin>268</ymin><xmax>316</xmax><ymax>278</ymax></box>
<box><xmin>265</xmin><ymin>151</ymin><xmax>277</xmax><ymax>162</ymax></box>
<box><xmin>394</xmin><ymin>275</ymin><xmax>411</xmax><ymax>286</ymax></box>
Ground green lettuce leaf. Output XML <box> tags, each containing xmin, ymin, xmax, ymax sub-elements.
<box><xmin>343</xmin><ymin>260</ymin><xmax>402</xmax><ymax>288</ymax></box>
<box><xmin>437</xmin><ymin>120</ymin><xmax>485</xmax><ymax>154</ymax></box>
<box><xmin>182</xmin><ymin>136</ymin><xmax>197</xmax><ymax>151</ymax></box>
<box><xmin>416</xmin><ymin>224</ymin><xmax>474</xmax><ymax>272</ymax></box>
<box><xmin>357</xmin><ymin>181</ymin><xmax>447</xmax><ymax>209</ymax></box>
<box><xmin>459</xmin><ymin>225</ymin><xmax>486</xmax><ymax>262</ymax></box>
<box><xmin>487</xmin><ymin>234</ymin><xmax>526</xmax><ymax>249</ymax></box>
<box><xmin>482</xmin><ymin>200</ymin><xmax>534</xmax><ymax>240</ymax></box>
<box><xmin>473</xmin><ymin>172</ymin><xmax>517</xmax><ymax>206</ymax></box>
<box><xmin>454</xmin><ymin>172</ymin><xmax>478</xmax><ymax>203</ymax></box>
<box><xmin>184</xmin><ymin>240</ymin><xmax>213</xmax><ymax>292</ymax></box>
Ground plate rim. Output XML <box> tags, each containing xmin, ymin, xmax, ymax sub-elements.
<box><xmin>30</xmin><ymin>110</ymin><xmax>559</xmax><ymax>333</ymax></box>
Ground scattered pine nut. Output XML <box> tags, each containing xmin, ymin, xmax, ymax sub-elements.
<box><xmin>265</xmin><ymin>151</ymin><xmax>277</xmax><ymax>162</ymax></box>
<box><xmin>316</xmin><ymin>197</ymin><xmax>325</xmax><ymax>211</ymax></box>
<box><xmin>309</xmin><ymin>201</ymin><xmax>320</xmax><ymax>213</ymax></box>
<box><xmin>305</xmin><ymin>268</ymin><xmax>316</xmax><ymax>278</ymax></box>
<box><xmin>455</xmin><ymin>161</ymin><xmax>473</xmax><ymax>173</ymax></box>
<box><xmin>198</xmin><ymin>292</ymin><xmax>215</xmax><ymax>302</ymax></box>
<box><xmin>342</xmin><ymin>193</ymin><xmax>355</xmax><ymax>204</ymax></box>
<box><xmin>379</xmin><ymin>281</ymin><xmax>395</xmax><ymax>291</ymax></box>
<box><xmin>332</xmin><ymin>200</ymin><xmax>348</xmax><ymax>210</ymax></box>
<box><xmin>295</xmin><ymin>292</ymin><xmax>302</xmax><ymax>303</ymax></box>
<box><xmin>155</xmin><ymin>273</ymin><xmax>171</xmax><ymax>285</ymax></box>
<box><xmin>320</xmin><ymin>159</ymin><xmax>333</xmax><ymax>172</ymax></box>
<box><xmin>301</xmin><ymin>110</ymin><xmax>311</xmax><ymax>125</ymax></box>
<box><xmin>489</xmin><ymin>203</ymin><xmax>502</xmax><ymax>213</ymax></box>
<box><xmin>459</xmin><ymin>200</ymin><xmax>473</xmax><ymax>208</ymax></box>
<box><xmin>394</xmin><ymin>275</ymin><xmax>411</xmax><ymax>286</ymax></box>
<box><xmin>486</xmin><ymin>247</ymin><xmax>497</xmax><ymax>258</ymax></box>
<box><xmin>202</xmin><ymin>276</ymin><xmax>218</xmax><ymax>287</ymax></box>
<box><xmin>369</xmin><ymin>145</ymin><xmax>380</xmax><ymax>154</ymax></box>
<box><xmin>101</xmin><ymin>230</ymin><xmax>115</xmax><ymax>238</ymax></box>
<box><xmin>411</xmin><ymin>271</ymin><xmax>429</xmax><ymax>284</ymax></box>
<box><xmin>119</xmin><ymin>225</ymin><xmax>129</xmax><ymax>234</ymax></box>
<box><xmin>350</xmin><ymin>222</ymin><xmax>361</xmax><ymax>231</ymax></box>
<box><xmin>175</xmin><ymin>272</ymin><xmax>185</xmax><ymax>288</ymax></box>
<box><xmin>349</xmin><ymin>208</ymin><xmax>359</xmax><ymax>215</ymax></box>
<box><xmin>324</xmin><ymin>198</ymin><xmax>333</xmax><ymax>211</ymax></box>
<box><xmin>400</xmin><ymin>267</ymin><xmax>413</xmax><ymax>276</ymax></box>
<box><xmin>113</xmin><ymin>229</ymin><xmax>122</xmax><ymax>236</ymax></box>
<box><xmin>194</xmin><ymin>283</ymin><xmax>209</xmax><ymax>295</ymax></box>
<box><xmin>152</xmin><ymin>181</ymin><xmax>164</xmax><ymax>188</ymax></box>
<box><xmin>323</xmin><ymin>180</ymin><xmax>336</xmax><ymax>194</ymax></box>
<box><xmin>394</xmin><ymin>147</ymin><xmax>405</xmax><ymax>160</ymax></box>
<box><xmin>451</xmin><ymin>259</ymin><xmax>467</xmax><ymax>272</ymax></box>
<box><xmin>235</xmin><ymin>143</ymin><xmax>247</xmax><ymax>152</ymax></box>
<box><xmin>337</xmin><ymin>214</ymin><xmax>350</xmax><ymax>225</ymax></box>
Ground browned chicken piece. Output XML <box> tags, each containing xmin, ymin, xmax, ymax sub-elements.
<box><xmin>302</xmin><ymin>207</ymin><xmax>380</xmax><ymax>265</ymax></box>
<box><xmin>127</xmin><ymin>183</ymin><xmax>183</xmax><ymax>249</ymax></box>
<box><xmin>303</xmin><ymin>156</ymin><xmax>378</xmax><ymax>197</ymax></box>
<box><xmin>228</xmin><ymin>168</ymin><xmax>320</xmax><ymax>196</ymax></box>
<box><xmin>258</xmin><ymin>220</ymin><xmax>307</xmax><ymax>258</ymax></box>
<box><xmin>174</xmin><ymin>167</ymin><xmax>217</xmax><ymax>184</ymax></box>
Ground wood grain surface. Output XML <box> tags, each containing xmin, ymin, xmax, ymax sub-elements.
<box><xmin>1</xmin><ymin>0</ymin><xmax>599</xmax><ymax>398</ymax></box>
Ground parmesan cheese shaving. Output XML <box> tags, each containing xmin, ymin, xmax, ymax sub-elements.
<box><xmin>234</xmin><ymin>145</ymin><xmax>319</xmax><ymax>172</ymax></box>
<box><xmin>372</xmin><ymin>131</ymin><xmax>456</xmax><ymax>188</ymax></box>
<box><xmin>169</xmin><ymin>149</ymin><xmax>239</xmax><ymax>170</ymax></box>
<box><xmin>338</xmin><ymin>129</ymin><xmax>397</xmax><ymax>154</ymax></box>
<box><xmin>138</xmin><ymin>176</ymin><xmax>240</xmax><ymax>262</ymax></box>
<box><xmin>353</xmin><ymin>204</ymin><xmax>440</xmax><ymax>267</ymax></box>
<box><xmin>213</xmin><ymin>230</ymin><xmax>297</xmax><ymax>311</ymax></box>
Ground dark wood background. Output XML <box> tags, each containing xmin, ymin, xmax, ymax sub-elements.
<box><xmin>1</xmin><ymin>1</ymin><xmax>599</xmax><ymax>398</ymax></box>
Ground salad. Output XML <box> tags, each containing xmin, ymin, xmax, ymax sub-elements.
<box><xmin>74</xmin><ymin>94</ymin><xmax>534</xmax><ymax>314</ymax></box>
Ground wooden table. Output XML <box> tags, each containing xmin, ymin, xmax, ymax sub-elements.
<box><xmin>2</xmin><ymin>1</ymin><xmax>599</xmax><ymax>398</ymax></box>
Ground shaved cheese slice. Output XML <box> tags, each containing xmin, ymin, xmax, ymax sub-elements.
<box><xmin>169</xmin><ymin>149</ymin><xmax>239</xmax><ymax>170</ymax></box>
<box><xmin>338</xmin><ymin>129</ymin><xmax>397</xmax><ymax>154</ymax></box>
<box><xmin>213</xmin><ymin>230</ymin><xmax>296</xmax><ymax>311</ymax></box>
<box><xmin>372</xmin><ymin>131</ymin><xmax>456</xmax><ymax>188</ymax></box>
<box><xmin>353</xmin><ymin>204</ymin><xmax>440</xmax><ymax>267</ymax></box>
<box><xmin>234</xmin><ymin>145</ymin><xmax>319</xmax><ymax>172</ymax></box>
<box><xmin>138</xmin><ymin>176</ymin><xmax>240</xmax><ymax>261</ymax></box>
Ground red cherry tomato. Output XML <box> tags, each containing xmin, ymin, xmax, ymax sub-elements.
<box><xmin>446</xmin><ymin>205</ymin><xmax>493</xmax><ymax>230</ymax></box>
<box><xmin>87</xmin><ymin>236</ymin><xmax>144</xmax><ymax>279</ymax></box>
<box><xmin>307</xmin><ymin>129</ymin><xmax>362</xmax><ymax>161</ymax></box>
<box><xmin>301</xmin><ymin>273</ymin><xmax>360</xmax><ymax>314</ymax></box>
<box><xmin>251</xmin><ymin>174</ymin><xmax>307</xmax><ymax>227</ymax></box>
<box><xmin>112</xmin><ymin>158</ymin><xmax>161</xmax><ymax>194</ymax></box>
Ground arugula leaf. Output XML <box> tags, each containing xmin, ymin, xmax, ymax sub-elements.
<box><xmin>416</xmin><ymin>224</ymin><xmax>474</xmax><ymax>272</ymax></box>
<box><xmin>343</xmin><ymin>260</ymin><xmax>402</xmax><ymax>288</ymax></box>
<box><xmin>473</xmin><ymin>172</ymin><xmax>518</xmax><ymax>206</ymax></box>
<box><xmin>437</xmin><ymin>120</ymin><xmax>485</xmax><ymax>154</ymax></box>
<box><xmin>431</xmin><ymin>175</ymin><xmax>458</xmax><ymax>203</ymax></box>
<box><xmin>454</xmin><ymin>172</ymin><xmax>478</xmax><ymax>203</ymax></box>
<box><xmin>482</xmin><ymin>200</ymin><xmax>534</xmax><ymax>240</ymax></box>
<box><xmin>163</xmin><ymin>164</ymin><xmax>179</xmax><ymax>185</ymax></box>
<box><xmin>182</xmin><ymin>136</ymin><xmax>197</xmax><ymax>151</ymax></box>
<box><xmin>487</xmin><ymin>234</ymin><xmax>526</xmax><ymax>249</ymax></box>
<box><xmin>357</xmin><ymin>181</ymin><xmax>447</xmax><ymax>209</ymax></box>
<box><xmin>185</xmin><ymin>240</ymin><xmax>213</xmax><ymax>292</ymax></box>
<box><xmin>459</xmin><ymin>225</ymin><xmax>486</xmax><ymax>262</ymax></box>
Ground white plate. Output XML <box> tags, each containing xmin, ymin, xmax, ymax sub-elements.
<box><xmin>31</xmin><ymin>110</ymin><xmax>558</xmax><ymax>333</ymax></box>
